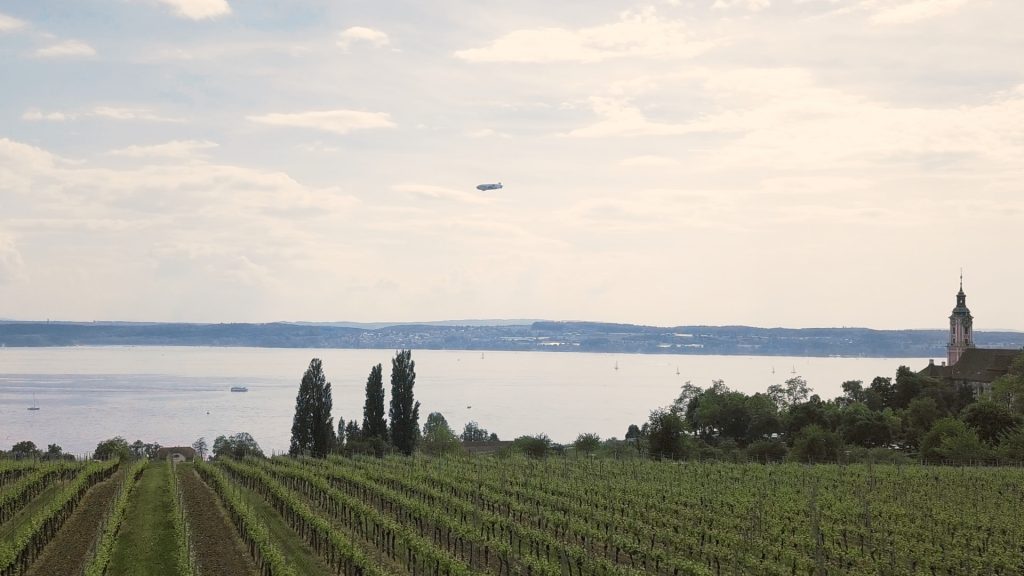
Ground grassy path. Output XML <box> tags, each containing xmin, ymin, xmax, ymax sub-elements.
<box><xmin>107</xmin><ymin>463</ymin><xmax>179</xmax><ymax>576</ymax></box>
<box><xmin>230</xmin><ymin>475</ymin><xmax>332</xmax><ymax>576</ymax></box>
<box><xmin>178</xmin><ymin>464</ymin><xmax>257</xmax><ymax>576</ymax></box>
<box><xmin>25</xmin><ymin>474</ymin><xmax>121</xmax><ymax>576</ymax></box>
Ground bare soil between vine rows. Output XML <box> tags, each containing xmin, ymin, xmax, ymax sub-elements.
<box><xmin>25</xmin><ymin>474</ymin><xmax>120</xmax><ymax>576</ymax></box>
<box><xmin>178</xmin><ymin>464</ymin><xmax>258</xmax><ymax>576</ymax></box>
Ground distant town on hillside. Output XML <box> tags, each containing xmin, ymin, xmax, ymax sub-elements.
<box><xmin>1</xmin><ymin>320</ymin><xmax>1023</xmax><ymax>358</ymax></box>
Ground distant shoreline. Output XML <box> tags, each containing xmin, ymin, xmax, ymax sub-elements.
<box><xmin>1</xmin><ymin>320</ymin><xmax>1021</xmax><ymax>359</ymax></box>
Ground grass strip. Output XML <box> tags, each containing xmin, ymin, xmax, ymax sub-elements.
<box><xmin>83</xmin><ymin>460</ymin><xmax>147</xmax><ymax>576</ymax></box>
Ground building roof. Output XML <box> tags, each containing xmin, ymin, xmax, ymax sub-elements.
<box><xmin>947</xmin><ymin>348</ymin><xmax>1020</xmax><ymax>383</ymax></box>
<box><xmin>154</xmin><ymin>446</ymin><xmax>196</xmax><ymax>460</ymax></box>
<box><xmin>919</xmin><ymin>360</ymin><xmax>948</xmax><ymax>379</ymax></box>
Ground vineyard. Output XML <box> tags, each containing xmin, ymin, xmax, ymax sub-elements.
<box><xmin>1</xmin><ymin>456</ymin><xmax>1022</xmax><ymax>576</ymax></box>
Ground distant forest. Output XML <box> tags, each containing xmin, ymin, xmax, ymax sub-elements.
<box><xmin>2</xmin><ymin>320</ymin><xmax>1023</xmax><ymax>357</ymax></box>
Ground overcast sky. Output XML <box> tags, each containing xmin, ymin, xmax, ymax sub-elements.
<box><xmin>1</xmin><ymin>0</ymin><xmax>1021</xmax><ymax>330</ymax></box>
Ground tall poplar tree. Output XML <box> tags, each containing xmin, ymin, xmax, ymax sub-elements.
<box><xmin>289</xmin><ymin>358</ymin><xmax>336</xmax><ymax>458</ymax></box>
<box><xmin>362</xmin><ymin>363</ymin><xmax>388</xmax><ymax>440</ymax></box>
<box><xmin>388</xmin><ymin>349</ymin><xmax>421</xmax><ymax>455</ymax></box>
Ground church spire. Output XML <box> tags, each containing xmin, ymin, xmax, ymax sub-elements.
<box><xmin>948</xmin><ymin>274</ymin><xmax>973</xmax><ymax>365</ymax></box>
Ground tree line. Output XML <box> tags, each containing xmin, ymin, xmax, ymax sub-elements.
<box><xmin>612</xmin><ymin>353</ymin><xmax>1024</xmax><ymax>464</ymax></box>
<box><xmin>288</xmin><ymin>349</ymin><xmax>506</xmax><ymax>459</ymax></box>
<box><xmin>7</xmin><ymin>349</ymin><xmax>1021</xmax><ymax>465</ymax></box>
<box><xmin>289</xmin><ymin>349</ymin><xmax>424</xmax><ymax>458</ymax></box>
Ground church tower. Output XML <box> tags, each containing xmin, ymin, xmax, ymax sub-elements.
<box><xmin>948</xmin><ymin>274</ymin><xmax>973</xmax><ymax>366</ymax></box>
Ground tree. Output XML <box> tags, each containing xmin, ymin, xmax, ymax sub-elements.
<box><xmin>788</xmin><ymin>425</ymin><xmax>842</xmax><ymax>463</ymax></box>
<box><xmin>192</xmin><ymin>437</ymin><xmax>208</xmax><ymax>460</ymax></box>
<box><xmin>937</xmin><ymin>427</ymin><xmax>991</xmax><ymax>464</ymax></box>
<box><xmin>289</xmin><ymin>358</ymin><xmax>336</xmax><ymax>458</ymax></box>
<box><xmin>745</xmin><ymin>393</ymin><xmax>782</xmax><ymax>444</ymax></box>
<box><xmin>960</xmin><ymin>401</ymin><xmax>1022</xmax><ymax>445</ymax></box>
<box><xmin>670</xmin><ymin>381</ymin><xmax>703</xmax><ymax>415</ymax></box>
<box><xmin>423</xmin><ymin>412</ymin><xmax>451</xmax><ymax>436</ymax></box>
<box><xmin>903</xmin><ymin>397</ymin><xmax>941</xmax><ymax>448</ymax></box>
<box><xmin>213</xmin><ymin>432</ymin><xmax>264</xmax><ymax>459</ymax></box>
<box><xmin>647</xmin><ymin>409</ymin><xmax>692</xmax><ymax>460</ymax></box>
<box><xmin>892</xmin><ymin>366</ymin><xmax>943</xmax><ymax>410</ymax></box>
<box><xmin>336</xmin><ymin>418</ymin><xmax>345</xmax><ymax>447</ymax></box>
<box><xmin>998</xmin><ymin>428</ymin><xmax>1024</xmax><ymax>461</ymax></box>
<box><xmin>362</xmin><ymin>363</ymin><xmax>388</xmax><ymax>441</ymax></box>
<box><xmin>388</xmin><ymin>350</ymin><xmax>421</xmax><ymax>455</ymax></box>
<box><xmin>746</xmin><ymin>440</ymin><xmax>788</xmax><ymax>462</ymax></box>
<box><xmin>573</xmin><ymin>433</ymin><xmax>601</xmax><ymax>456</ymax></box>
<box><xmin>344</xmin><ymin>420</ymin><xmax>362</xmax><ymax>443</ymax></box>
<box><xmin>839</xmin><ymin>380</ymin><xmax>865</xmax><ymax>406</ymax></box>
<box><xmin>143</xmin><ymin>443</ymin><xmax>161</xmax><ymax>459</ymax></box>
<box><xmin>93</xmin><ymin>437</ymin><xmax>131</xmax><ymax>461</ymax></box>
<box><xmin>838</xmin><ymin>403</ymin><xmax>892</xmax><ymax>448</ymax></box>
<box><xmin>460</xmin><ymin>421</ymin><xmax>490</xmax><ymax>442</ymax></box>
<box><xmin>767</xmin><ymin>376</ymin><xmax>811</xmax><ymax>410</ymax></box>
<box><xmin>865</xmin><ymin>376</ymin><xmax>894</xmax><ymax>411</ymax></box>
<box><xmin>625</xmin><ymin>424</ymin><xmax>644</xmax><ymax>455</ymax></box>
<box><xmin>44</xmin><ymin>444</ymin><xmax>64</xmax><ymax>460</ymax></box>
<box><xmin>130</xmin><ymin>440</ymin><xmax>147</xmax><ymax>459</ymax></box>
<box><xmin>920</xmin><ymin>418</ymin><xmax>989</xmax><ymax>462</ymax></box>
<box><xmin>685</xmin><ymin>381</ymin><xmax>755</xmax><ymax>443</ymax></box>
<box><xmin>10</xmin><ymin>441</ymin><xmax>41</xmax><ymax>460</ymax></box>
<box><xmin>783</xmin><ymin>396</ymin><xmax>835</xmax><ymax>442</ymax></box>
<box><xmin>513</xmin><ymin>434</ymin><xmax>552</xmax><ymax>458</ymax></box>
<box><xmin>420</xmin><ymin>412</ymin><xmax>461</xmax><ymax>456</ymax></box>
<box><xmin>991</xmin><ymin>373</ymin><xmax>1024</xmax><ymax>416</ymax></box>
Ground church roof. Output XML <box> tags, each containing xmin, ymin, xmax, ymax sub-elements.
<box><xmin>919</xmin><ymin>361</ymin><xmax>948</xmax><ymax>379</ymax></box>
<box><xmin>947</xmin><ymin>348</ymin><xmax>1020</xmax><ymax>383</ymax></box>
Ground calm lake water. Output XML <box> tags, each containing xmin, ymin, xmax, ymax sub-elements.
<box><xmin>0</xmin><ymin>346</ymin><xmax>928</xmax><ymax>455</ymax></box>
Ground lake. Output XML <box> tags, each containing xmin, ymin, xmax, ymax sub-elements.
<box><xmin>0</xmin><ymin>346</ymin><xmax>929</xmax><ymax>455</ymax></box>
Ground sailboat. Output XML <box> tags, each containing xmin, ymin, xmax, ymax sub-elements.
<box><xmin>27</xmin><ymin>393</ymin><xmax>40</xmax><ymax>411</ymax></box>
<box><xmin>675</xmin><ymin>366</ymin><xmax>680</xmax><ymax>375</ymax></box>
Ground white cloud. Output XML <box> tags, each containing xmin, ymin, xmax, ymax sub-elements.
<box><xmin>466</xmin><ymin>128</ymin><xmax>511</xmax><ymax>139</ymax></box>
<box><xmin>564</xmin><ymin>97</ymin><xmax>693</xmax><ymax>138</ymax></box>
<box><xmin>22</xmin><ymin>109</ymin><xmax>72</xmax><ymax>122</ymax></box>
<box><xmin>91</xmin><ymin>107</ymin><xmax>182</xmax><ymax>122</ymax></box>
<box><xmin>0</xmin><ymin>136</ymin><xmax>380</xmax><ymax>320</ymax></box>
<box><xmin>34</xmin><ymin>39</ymin><xmax>96</xmax><ymax>58</ymax></box>
<box><xmin>248</xmin><ymin>110</ymin><xmax>396</xmax><ymax>135</ymax></box>
<box><xmin>21</xmin><ymin>107</ymin><xmax>180</xmax><ymax>123</ymax></box>
<box><xmin>0</xmin><ymin>234</ymin><xmax>25</xmax><ymax>285</ymax></box>
<box><xmin>337</xmin><ymin>27</ymin><xmax>390</xmax><ymax>52</ymax></box>
<box><xmin>712</xmin><ymin>0</ymin><xmax>772</xmax><ymax>10</ymax></box>
<box><xmin>108</xmin><ymin>140</ymin><xmax>218</xmax><ymax>159</ymax></box>
<box><xmin>864</xmin><ymin>0</ymin><xmax>972</xmax><ymax>25</ymax></box>
<box><xmin>569</xmin><ymin>69</ymin><xmax>1024</xmax><ymax>174</ymax></box>
<box><xmin>154</xmin><ymin>0</ymin><xmax>231</xmax><ymax>20</ymax></box>
<box><xmin>619</xmin><ymin>155</ymin><xmax>680</xmax><ymax>167</ymax></box>
<box><xmin>392</xmin><ymin>184</ymin><xmax>491</xmax><ymax>204</ymax></box>
<box><xmin>454</xmin><ymin>8</ymin><xmax>717</xmax><ymax>63</ymax></box>
<box><xmin>0</xmin><ymin>138</ymin><xmax>59</xmax><ymax>186</ymax></box>
<box><xmin>0</xmin><ymin>12</ymin><xmax>26</xmax><ymax>32</ymax></box>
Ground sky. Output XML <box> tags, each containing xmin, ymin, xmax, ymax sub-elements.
<box><xmin>0</xmin><ymin>0</ymin><xmax>1022</xmax><ymax>330</ymax></box>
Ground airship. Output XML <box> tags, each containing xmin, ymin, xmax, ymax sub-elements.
<box><xmin>476</xmin><ymin>182</ymin><xmax>503</xmax><ymax>191</ymax></box>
